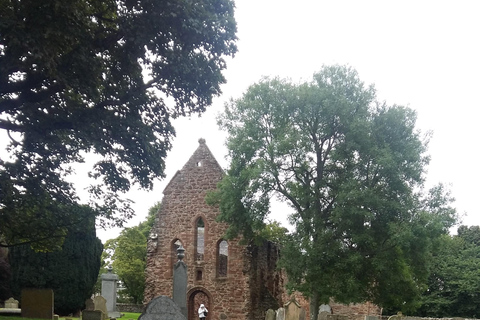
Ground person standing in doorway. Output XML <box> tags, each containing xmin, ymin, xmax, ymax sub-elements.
<box><xmin>198</xmin><ymin>303</ymin><xmax>208</xmax><ymax>319</ymax></box>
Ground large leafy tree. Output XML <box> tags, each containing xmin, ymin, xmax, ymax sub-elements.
<box><xmin>100</xmin><ymin>201</ymin><xmax>159</xmax><ymax>303</ymax></box>
<box><xmin>417</xmin><ymin>225</ymin><xmax>480</xmax><ymax>318</ymax></box>
<box><xmin>209</xmin><ymin>65</ymin><xmax>456</xmax><ymax>319</ymax></box>
<box><xmin>8</xmin><ymin>213</ymin><xmax>102</xmax><ymax>315</ymax></box>
<box><xmin>0</xmin><ymin>0</ymin><xmax>237</xmax><ymax>250</ymax></box>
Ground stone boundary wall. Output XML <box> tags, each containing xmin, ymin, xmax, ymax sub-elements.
<box><xmin>116</xmin><ymin>303</ymin><xmax>144</xmax><ymax>313</ymax></box>
<box><xmin>380</xmin><ymin>317</ymin><xmax>476</xmax><ymax>320</ymax></box>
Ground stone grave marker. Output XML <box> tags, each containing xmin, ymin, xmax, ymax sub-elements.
<box><xmin>21</xmin><ymin>288</ymin><xmax>54</xmax><ymax>319</ymax></box>
<box><xmin>318</xmin><ymin>312</ymin><xmax>330</xmax><ymax>320</ymax></box>
<box><xmin>85</xmin><ymin>298</ymin><xmax>95</xmax><ymax>311</ymax></box>
<box><xmin>138</xmin><ymin>295</ymin><xmax>186</xmax><ymax>320</ymax></box>
<box><xmin>285</xmin><ymin>299</ymin><xmax>305</xmax><ymax>320</ymax></box>
<box><xmin>93</xmin><ymin>296</ymin><xmax>108</xmax><ymax>318</ymax></box>
<box><xmin>83</xmin><ymin>310</ymin><xmax>105</xmax><ymax>320</ymax></box>
<box><xmin>365</xmin><ymin>316</ymin><xmax>378</xmax><ymax>320</ymax></box>
<box><xmin>319</xmin><ymin>305</ymin><xmax>331</xmax><ymax>314</ymax></box>
<box><xmin>5</xmin><ymin>297</ymin><xmax>19</xmax><ymax>308</ymax></box>
<box><xmin>276</xmin><ymin>307</ymin><xmax>285</xmax><ymax>320</ymax></box>
<box><xmin>266</xmin><ymin>309</ymin><xmax>276</xmax><ymax>320</ymax></box>
<box><xmin>101</xmin><ymin>268</ymin><xmax>121</xmax><ymax>318</ymax></box>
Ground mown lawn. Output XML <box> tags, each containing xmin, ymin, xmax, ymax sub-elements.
<box><xmin>0</xmin><ymin>312</ymin><xmax>141</xmax><ymax>320</ymax></box>
<box><xmin>119</xmin><ymin>312</ymin><xmax>141</xmax><ymax>320</ymax></box>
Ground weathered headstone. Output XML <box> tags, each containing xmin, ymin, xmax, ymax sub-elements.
<box><xmin>83</xmin><ymin>310</ymin><xmax>105</xmax><ymax>320</ymax></box>
<box><xmin>284</xmin><ymin>299</ymin><xmax>305</xmax><ymax>320</ymax></box>
<box><xmin>173</xmin><ymin>245</ymin><xmax>187</xmax><ymax>318</ymax></box>
<box><xmin>276</xmin><ymin>308</ymin><xmax>285</xmax><ymax>320</ymax></box>
<box><xmin>365</xmin><ymin>316</ymin><xmax>378</xmax><ymax>320</ymax></box>
<box><xmin>138</xmin><ymin>295</ymin><xmax>186</xmax><ymax>320</ymax></box>
<box><xmin>93</xmin><ymin>296</ymin><xmax>108</xmax><ymax>318</ymax></box>
<box><xmin>319</xmin><ymin>305</ymin><xmax>331</xmax><ymax>314</ymax></box>
<box><xmin>5</xmin><ymin>297</ymin><xmax>19</xmax><ymax>308</ymax></box>
<box><xmin>318</xmin><ymin>311</ymin><xmax>330</xmax><ymax>320</ymax></box>
<box><xmin>21</xmin><ymin>288</ymin><xmax>54</xmax><ymax>320</ymax></box>
<box><xmin>101</xmin><ymin>267</ymin><xmax>121</xmax><ymax>318</ymax></box>
<box><xmin>85</xmin><ymin>298</ymin><xmax>95</xmax><ymax>311</ymax></box>
<box><xmin>266</xmin><ymin>309</ymin><xmax>276</xmax><ymax>320</ymax></box>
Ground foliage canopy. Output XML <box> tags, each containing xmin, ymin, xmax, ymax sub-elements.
<box><xmin>8</xmin><ymin>215</ymin><xmax>102</xmax><ymax>315</ymax></box>
<box><xmin>417</xmin><ymin>225</ymin><xmax>480</xmax><ymax>318</ymax></box>
<box><xmin>100</xmin><ymin>201</ymin><xmax>159</xmax><ymax>303</ymax></box>
<box><xmin>0</xmin><ymin>0</ymin><xmax>237</xmax><ymax>250</ymax></box>
<box><xmin>209</xmin><ymin>65</ymin><xmax>457</xmax><ymax>318</ymax></box>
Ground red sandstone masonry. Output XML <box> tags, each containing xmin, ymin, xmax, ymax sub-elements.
<box><xmin>144</xmin><ymin>139</ymin><xmax>381</xmax><ymax>320</ymax></box>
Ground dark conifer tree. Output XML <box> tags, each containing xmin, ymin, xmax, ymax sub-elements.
<box><xmin>8</xmin><ymin>211</ymin><xmax>102</xmax><ymax>315</ymax></box>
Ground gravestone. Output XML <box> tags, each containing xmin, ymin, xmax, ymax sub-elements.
<box><xmin>266</xmin><ymin>309</ymin><xmax>276</xmax><ymax>320</ymax></box>
<box><xmin>319</xmin><ymin>305</ymin><xmax>331</xmax><ymax>314</ymax></box>
<box><xmin>101</xmin><ymin>268</ymin><xmax>121</xmax><ymax>318</ymax></box>
<box><xmin>319</xmin><ymin>312</ymin><xmax>330</xmax><ymax>320</ymax></box>
<box><xmin>173</xmin><ymin>245</ymin><xmax>187</xmax><ymax>318</ymax></box>
<box><xmin>276</xmin><ymin>308</ymin><xmax>285</xmax><ymax>320</ymax></box>
<box><xmin>5</xmin><ymin>297</ymin><xmax>19</xmax><ymax>308</ymax></box>
<box><xmin>93</xmin><ymin>296</ymin><xmax>108</xmax><ymax>318</ymax></box>
<box><xmin>284</xmin><ymin>299</ymin><xmax>305</xmax><ymax>320</ymax></box>
<box><xmin>21</xmin><ymin>288</ymin><xmax>54</xmax><ymax>319</ymax></box>
<box><xmin>85</xmin><ymin>298</ymin><xmax>95</xmax><ymax>311</ymax></box>
<box><xmin>365</xmin><ymin>316</ymin><xmax>378</xmax><ymax>320</ymax></box>
<box><xmin>83</xmin><ymin>310</ymin><xmax>105</xmax><ymax>320</ymax></box>
<box><xmin>138</xmin><ymin>295</ymin><xmax>186</xmax><ymax>320</ymax></box>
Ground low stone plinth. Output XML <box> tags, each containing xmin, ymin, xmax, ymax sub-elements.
<box><xmin>0</xmin><ymin>308</ymin><xmax>22</xmax><ymax>316</ymax></box>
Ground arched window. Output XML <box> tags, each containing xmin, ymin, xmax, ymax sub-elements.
<box><xmin>217</xmin><ymin>239</ymin><xmax>228</xmax><ymax>277</ymax></box>
<box><xmin>195</xmin><ymin>218</ymin><xmax>205</xmax><ymax>261</ymax></box>
<box><xmin>172</xmin><ymin>239</ymin><xmax>183</xmax><ymax>271</ymax></box>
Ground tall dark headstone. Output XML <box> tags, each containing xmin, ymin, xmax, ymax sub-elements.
<box><xmin>21</xmin><ymin>288</ymin><xmax>54</xmax><ymax>319</ymax></box>
<box><xmin>173</xmin><ymin>245</ymin><xmax>187</xmax><ymax>318</ymax></box>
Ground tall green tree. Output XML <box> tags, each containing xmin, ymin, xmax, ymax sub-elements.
<box><xmin>417</xmin><ymin>225</ymin><xmax>480</xmax><ymax>318</ymax></box>
<box><xmin>8</xmin><ymin>212</ymin><xmax>102</xmax><ymax>315</ymax></box>
<box><xmin>0</xmin><ymin>0</ymin><xmax>237</xmax><ymax>250</ymax></box>
<box><xmin>209</xmin><ymin>65</ymin><xmax>456</xmax><ymax>319</ymax></box>
<box><xmin>100</xmin><ymin>201</ymin><xmax>159</xmax><ymax>303</ymax></box>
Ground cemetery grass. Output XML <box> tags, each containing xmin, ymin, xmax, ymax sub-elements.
<box><xmin>0</xmin><ymin>317</ymin><xmax>80</xmax><ymax>320</ymax></box>
<box><xmin>0</xmin><ymin>315</ymin><xmax>141</xmax><ymax>320</ymax></box>
<box><xmin>120</xmin><ymin>312</ymin><xmax>141</xmax><ymax>320</ymax></box>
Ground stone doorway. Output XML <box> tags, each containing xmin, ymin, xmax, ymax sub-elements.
<box><xmin>188</xmin><ymin>289</ymin><xmax>210</xmax><ymax>320</ymax></box>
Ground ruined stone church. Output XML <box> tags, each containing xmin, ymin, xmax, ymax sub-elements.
<box><xmin>144</xmin><ymin>139</ymin><xmax>381</xmax><ymax>320</ymax></box>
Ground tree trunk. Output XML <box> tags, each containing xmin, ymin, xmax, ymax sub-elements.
<box><xmin>310</xmin><ymin>291</ymin><xmax>319</xmax><ymax>320</ymax></box>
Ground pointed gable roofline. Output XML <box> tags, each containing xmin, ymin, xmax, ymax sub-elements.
<box><xmin>163</xmin><ymin>138</ymin><xmax>224</xmax><ymax>195</ymax></box>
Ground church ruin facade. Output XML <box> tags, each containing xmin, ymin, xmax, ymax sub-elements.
<box><xmin>144</xmin><ymin>139</ymin><xmax>382</xmax><ymax>320</ymax></box>
<box><xmin>144</xmin><ymin>139</ymin><xmax>286</xmax><ymax>320</ymax></box>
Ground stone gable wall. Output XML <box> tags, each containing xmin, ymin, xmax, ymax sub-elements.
<box><xmin>144</xmin><ymin>139</ymin><xmax>382</xmax><ymax>320</ymax></box>
<box><xmin>144</xmin><ymin>140</ymin><xmax>254</xmax><ymax>320</ymax></box>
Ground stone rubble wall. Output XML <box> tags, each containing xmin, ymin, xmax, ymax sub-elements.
<box><xmin>116</xmin><ymin>303</ymin><xmax>144</xmax><ymax>313</ymax></box>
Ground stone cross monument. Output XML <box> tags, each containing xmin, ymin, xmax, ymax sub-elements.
<box><xmin>173</xmin><ymin>245</ymin><xmax>187</xmax><ymax>318</ymax></box>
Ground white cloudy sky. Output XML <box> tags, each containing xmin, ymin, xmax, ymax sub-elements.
<box><xmin>3</xmin><ymin>1</ymin><xmax>479</xmax><ymax>242</ymax></box>
<box><xmin>94</xmin><ymin>0</ymin><xmax>480</xmax><ymax>243</ymax></box>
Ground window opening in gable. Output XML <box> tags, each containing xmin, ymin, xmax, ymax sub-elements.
<box><xmin>196</xmin><ymin>269</ymin><xmax>203</xmax><ymax>281</ymax></box>
<box><xmin>195</xmin><ymin>218</ymin><xmax>205</xmax><ymax>261</ymax></box>
<box><xmin>218</xmin><ymin>240</ymin><xmax>228</xmax><ymax>277</ymax></box>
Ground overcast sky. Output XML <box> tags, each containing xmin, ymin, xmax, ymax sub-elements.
<box><xmin>3</xmin><ymin>1</ymin><xmax>478</xmax><ymax>242</ymax></box>
<box><xmin>92</xmin><ymin>0</ymin><xmax>480</xmax><ymax>243</ymax></box>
